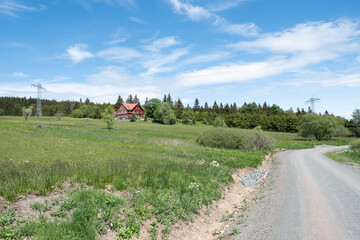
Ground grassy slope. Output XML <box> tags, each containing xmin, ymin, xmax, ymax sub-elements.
<box><xmin>327</xmin><ymin>149</ymin><xmax>360</xmax><ymax>165</ymax></box>
<box><xmin>0</xmin><ymin>116</ymin><xmax>352</xmax><ymax>239</ymax></box>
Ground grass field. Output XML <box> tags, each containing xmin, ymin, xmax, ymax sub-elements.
<box><xmin>0</xmin><ymin>116</ymin><xmax>351</xmax><ymax>239</ymax></box>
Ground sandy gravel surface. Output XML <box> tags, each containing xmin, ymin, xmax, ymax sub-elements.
<box><xmin>230</xmin><ymin>145</ymin><xmax>360</xmax><ymax>240</ymax></box>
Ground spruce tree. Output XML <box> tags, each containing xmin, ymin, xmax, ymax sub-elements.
<box><xmin>145</xmin><ymin>97</ymin><xmax>149</xmax><ymax>105</ymax></box>
<box><xmin>174</xmin><ymin>98</ymin><xmax>184</xmax><ymax>119</ymax></box>
<box><xmin>115</xmin><ymin>95</ymin><xmax>124</xmax><ymax>107</ymax></box>
<box><xmin>167</xmin><ymin>93</ymin><xmax>173</xmax><ymax>107</ymax></box>
<box><xmin>126</xmin><ymin>94</ymin><xmax>133</xmax><ymax>103</ymax></box>
<box><xmin>163</xmin><ymin>94</ymin><xmax>167</xmax><ymax>103</ymax></box>
<box><xmin>134</xmin><ymin>95</ymin><xmax>139</xmax><ymax>103</ymax></box>
<box><xmin>193</xmin><ymin>98</ymin><xmax>200</xmax><ymax>111</ymax></box>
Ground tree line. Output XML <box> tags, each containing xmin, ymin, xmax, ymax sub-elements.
<box><xmin>1</xmin><ymin>94</ymin><xmax>359</xmax><ymax>137</ymax></box>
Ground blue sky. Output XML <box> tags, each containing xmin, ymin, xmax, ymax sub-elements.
<box><xmin>1</xmin><ymin>0</ymin><xmax>360</xmax><ymax>118</ymax></box>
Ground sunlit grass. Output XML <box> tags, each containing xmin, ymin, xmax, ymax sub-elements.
<box><xmin>0</xmin><ymin>116</ymin><xmax>351</xmax><ymax>239</ymax></box>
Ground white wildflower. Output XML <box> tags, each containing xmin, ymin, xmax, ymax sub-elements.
<box><xmin>196</xmin><ymin>159</ymin><xmax>205</xmax><ymax>165</ymax></box>
<box><xmin>188</xmin><ymin>182</ymin><xmax>199</xmax><ymax>190</ymax></box>
<box><xmin>210</xmin><ymin>161</ymin><xmax>219</xmax><ymax>167</ymax></box>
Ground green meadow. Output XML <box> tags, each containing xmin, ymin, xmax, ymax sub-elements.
<box><xmin>0</xmin><ymin>116</ymin><xmax>351</xmax><ymax>239</ymax></box>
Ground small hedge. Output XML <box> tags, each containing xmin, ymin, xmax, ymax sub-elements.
<box><xmin>196</xmin><ymin>128</ymin><xmax>275</xmax><ymax>151</ymax></box>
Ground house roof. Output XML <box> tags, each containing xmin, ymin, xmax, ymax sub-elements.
<box><xmin>118</xmin><ymin>103</ymin><xmax>144</xmax><ymax>111</ymax></box>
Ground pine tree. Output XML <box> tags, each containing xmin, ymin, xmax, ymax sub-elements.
<box><xmin>219</xmin><ymin>103</ymin><xmax>224</xmax><ymax>114</ymax></box>
<box><xmin>85</xmin><ymin>98</ymin><xmax>90</xmax><ymax>104</ymax></box>
<box><xmin>213</xmin><ymin>101</ymin><xmax>219</xmax><ymax>113</ymax></box>
<box><xmin>174</xmin><ymin>98</ymin><xmax>184</xmax><ymax>119</ymax></box>
<box><xmin>204</xmin><ymin>102</ymin><xmax>209</xmax><ymax>111</ymax></box>
<box><xmin>115</xmin><ymin>95</ymin><xmax>124</xmax><ymax>107</ymax></box>
<box><xmin>163</xmin><ymin>94</ymin><xmax>167</xmax><ymax>103</ymax></box>
<box><xmin>193</xmin><ymin>98</ymin><xmax>200</xmax><ymax>111</ymax></box>
<box><xmin>126</xmin><ymin>94</ymin><xmax>133</xmax><ymax>103</ymax></box>
<box><xmin>232</xmin><ymin>102</ymin><xmax>237</xmax><ymax>113</ymax></box>
<box><xmin>224</xmin><ymin>103</ymin><xmax>230</xmax><ymax>114</ymax></box>
<box><xmin>167</xmin><ymin>93</ymin><xmax>173</xmax><ymax>107</ymax></box>
<box><xmin>134</xmin><ymin>95</ymin><xmax>139</xmax><ymax>103</ymax></box>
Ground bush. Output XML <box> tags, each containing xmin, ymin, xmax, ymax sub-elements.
<box><xmin>153</xmin><ymin>103</ymin><xmax>176</xmax><ymax>125</ymax></box>
<box><xmin>130</xmin><ymin>114</ymin><xmax>137</xmax><ymax>122</ymax></box>
<box><xmin>196</xmin><ymin>128</ymin><xmax>274</xmax><ymax>150</ymax></box>
<box><xmin>350</xmin><ymin>139</ymin><xmax>360</xmax><ymax>149</ymax></box>
<box><xmin>298</xmin><ymin>113</ymin><xmax>344</xmax><ymax>141</ymax></box>
<box><xmin>182</xmin><ymin>118</ymin><xmax>192</xmax><ymax>125</ymax></box>
<box><xmin>251</xmin><ymin>132</ymin><xmax>275</xmax><ymax>150</ymax></box>
<box><xmin>212</xmin><ymin>117</ymin><xmax>227</xmax><ymax>128</ymax></box>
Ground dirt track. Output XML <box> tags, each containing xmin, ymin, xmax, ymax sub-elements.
<box><xmin>230</xmin><ymin>145</ymin><xmax>360</xmax><ymax>240</ymax></box>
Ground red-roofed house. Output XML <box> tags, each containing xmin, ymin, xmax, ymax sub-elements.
<box><xmin>115</xmin><ymin>103</ymin><xmax>144</xmax><ymax>119</ymax></box>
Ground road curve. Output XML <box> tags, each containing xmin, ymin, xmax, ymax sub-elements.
<box><xmin>230</xmin><ymin>145</ymin><xmax>360</xmax><ymax>240</ymax></box>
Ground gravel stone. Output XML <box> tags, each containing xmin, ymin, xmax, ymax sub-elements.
<box><xmin>240</xmin><ymin>170</ymin><xmax>268</xmax><ymax>186</ymax></box>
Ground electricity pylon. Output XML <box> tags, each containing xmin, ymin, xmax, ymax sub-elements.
<box><xmin>31</xmin><ymin>83</ymin><xmax>46</xmax><ymax>117</ymax></box>
<box><xmin>305</xmin><ymin>95</ymin><xmax>320</xmax><ymax>113</ymax></box>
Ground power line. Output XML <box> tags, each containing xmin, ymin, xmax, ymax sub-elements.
<box><xmin>31</xmin><ymin>83</ymin><xmax>46</xmax><ymax>117</ymax></box>
<box><xmin>305</xmin><ymin>95</ymin><xmax>320</xmax><ymax>113</ymax></box>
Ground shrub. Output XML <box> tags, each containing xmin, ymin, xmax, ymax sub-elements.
<box><xmin>153</xmin><ymin>103</ymin><xmax>176</xmax><ymax>125</ymax></box>
<box><xmin>212</xmin><ymin>117</ymin><xmax>227</xmax><ymax>128</ymax></box>
<box><xmin>253</xmin><ymin>125</ymin><xmax>262</xmax><ymax>131</ymax></box>
<box><xmin>101</xmin><ymin>105</ymin><xmax>115</xmax><ymax>130</ymax></box>
<box><xmin>298</xmin><ymin>113</ymin><xmax>344</xmax><ymax>141</ymax></box>
<box><xmin>182</xmin><ymin>118</ymin><xmax>192</xmax><ymax>125</ymax></box>
<box><xmin>251</xmin><ymin>132</ymin><xmax>275</xmax><ymax>150</ymax></box>
<box><xmin>130</xmin><ymin>114</ymin><xmax>137</xmax><ymax>122</ymax></box>
<box><xmin>196</xmin><ymin>128</ymin><xmax>274</xmax><ymax>150</ymax></box>
<box><xmin>350</xmin><ymin>139</ymin><xmax>360</xmax><ymax>149</ymax></box>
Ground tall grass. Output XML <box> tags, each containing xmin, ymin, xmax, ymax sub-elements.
<box><xmin>0</xmin><ymin>116</ymin><xmax>352</xmax><ymax>239</ymax></box>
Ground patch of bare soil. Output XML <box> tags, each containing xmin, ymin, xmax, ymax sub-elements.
<box><xmin>168</xmin><ymin>152</ymin><xmax>277</xmax><ymax>240</ymax></box>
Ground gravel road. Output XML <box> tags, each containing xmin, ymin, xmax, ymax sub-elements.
<box><xmin>230</xmin><ymin>145</ymin><xmax>360</xmax><ymax>240</ymax></box>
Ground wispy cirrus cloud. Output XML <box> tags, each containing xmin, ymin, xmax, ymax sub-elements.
<box><xmin>0</xmin><ymin>0</ymin><xmax>39</xmax><ymax>17</ymax></box>
<box><xmin>167</xmin><ymin>0</ymin><xmax>211</xmax><ymax>21</ymax></box>
<box><xmin>205</xmin><ymin>0</ymin><xmax>246</xmax><ymax>12</ymax></box>
<box><xmin>12</xmin><ymin>72</ymin><xmax>27</xmax><ymax>77</ymax></box>
<box><xmin>97</xmin><ymin>47</ymin><xmax>142</xmax><ymax>61</ymax></box>
<box><xmin>66</xmin><ymin>44</ymin><xmax>94</xmax><ymax>64</ymax></box>
<box><xmin>143</xmin><ymin>36</ymin><xmax>180</xmax><ymax>52</ymax></box>
<box><xmin>76</xmin><ymin>0</ymin><xmax>136</xmax><ymax>9</ymax></box>
<box><xmin>129</xmin><ymin>16</ymin><xmax>146</xmax><ymax>24</ymax></box>
<box><xmin>166</xmin><ymin>0</ymin><xmax>260</xmax><ymax>36</ymax></box>
<box><xmin>230</xmin><ymin>19</ymin><xmax>360</xmax><ymax>54</ymax></box>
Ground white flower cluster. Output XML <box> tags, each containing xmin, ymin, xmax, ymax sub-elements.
<box><xmin>196</xmin><ymin>159</ymin><xmax>206</xmax><ymax>165</ymax></box>
<box><xmin>210</xmin><ymin>160</ymin><xmax>220</xmax><ymax>167</ymax></box>
<box><xmin>188</xmin><ymin>182</ymin><xmax>199</xmax><ymax>190</ymax></box>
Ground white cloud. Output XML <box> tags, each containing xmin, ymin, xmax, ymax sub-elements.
<box><xmin>86</xmin><ymin>66</ymin><xmax>136</xmax><ymax>84</ymax></box>
<box><xmin>97</xmin><ymin>47</ymin><xmax>142</xmax><ymax>61</ymax></box>
<box><xmin>142</xmin><ymin>48</ymin><xmax>189</xmax><ymax>75</ymax></box>
<box><xmin>77</xmin><ymin>0</ymin><xmax>136</xmax><ymax>9</ymax></box>
<box><xmin>166</xmin><ymin>0</ymin><xmax>259</xmax><ymax>36</ymax></box>
<box><xmin>0</xmin><ymin>0</ymin><xmax>38</xmax><ymax>17</ymax></box>
<box><xmin>206</xmin><ymin>0</ymin><xmax>246</xmax><ymax>12</ymax></box>
<box><xmin>231</xmin><ymin>19</ymin><xmax>360</xmax><ymax>54</ymax></box>
<box><xmin>220</xmin><ymin>22</ymin><xmax>260</xmax><ymax>37</ymax></box>
<box><xmin>104</xmin><ymin>39</ymin><xmax>127</xmax><ymax>45</ymax></box>
<box><xmin>175</xmin><ymin>51</ymin><xmax>341</xmax><ymax>88</ymax></box>
<box><xmin>167</xmin><ymin>0</ymin><xmax>211</xmax><ymax>21</ymax></box>
<box><xmin>12</xmin><ymin>72</ymin><xmax>27</xmax><ymax>77</ymax></box>
<box><xmin>143</xmin><ymin>36</ymin><xmax>180</xmax><ymax>52</ymax></box>
<box><xmin>66</xmin><ymin>44</ymin><xmax>94</xmax><ymax>64</ymax></box>
<box><xmin>129</xmin><ymin>16</ymin><xmax>146</xmax><ymax>24</ymax></box>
